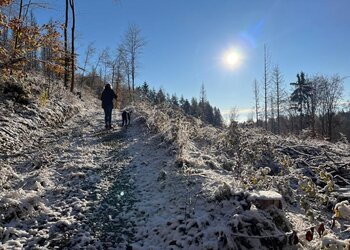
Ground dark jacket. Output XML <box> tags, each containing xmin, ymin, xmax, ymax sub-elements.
<box><xmin>101</xmin><ymin>88</ymin><xmax>117</xmax><ymax>109</ymax></box>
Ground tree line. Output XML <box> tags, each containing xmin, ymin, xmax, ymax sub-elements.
<box><xmin>252</xmin><ymin>45</ymin><xmax>349</xmax><ymax>141</ymax></box>
<box><xmin>138</xmin><ymin>82</ymin><xmax>223</xmax><ymax>127</ymax></box>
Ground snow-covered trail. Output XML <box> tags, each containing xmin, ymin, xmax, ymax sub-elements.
<box><xmin>1</xmin><ymin>105</ymin><xmax>140</xmax><ymax>249</ymax></box>
<box><xmin>1</xmin><ymin>103</ymin><xmax>281</xmax><ymax>249</ymax></box>
<box><xmin>1</xmin><ymin>102</ymin><xmax>203</xmax><ymax>249</ymax></box>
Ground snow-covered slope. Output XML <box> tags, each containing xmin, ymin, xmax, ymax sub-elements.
<box><xmin>129</xmin><ymin>101</ymin><xmax>350</xmax><ymax>249</ymax></box>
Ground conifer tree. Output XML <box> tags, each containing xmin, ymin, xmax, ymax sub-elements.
<box><xmin>290</xmin><ymin>72</ymin><xmax>313</xmax><ymax>131</ymax></box>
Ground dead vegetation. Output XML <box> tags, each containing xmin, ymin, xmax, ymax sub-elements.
<box><xmin>135</xmin><ymin>100</ymin><xmax>350</xmax><ymax>249</ymax></box>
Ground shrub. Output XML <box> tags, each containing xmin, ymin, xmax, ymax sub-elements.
<box><xmin>39</xmin><ymin>90</ymin><xmax>49</xmax><ymax>107</ymax></box>
<box><xmin>3</xmin><ymin>82</ymin><xmax>30</xmax><ymax>105</ymax></box>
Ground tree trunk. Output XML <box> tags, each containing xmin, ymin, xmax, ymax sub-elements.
<box><xmin>270</xmin><ymin>95</ymin><xmax>275</xmax><ymax>133</ymax></box>
<box><xmin>276</xmin><ymin>80</ymin><xmax>280</xmax><ymax>134</ymax></box>
<box><xmin>111</xmin><ymin>65</ymin><xmax>116</xmax><ymax>87</ymax></box>
<box><xmin>69</xmin><ymin>0</ymin><xmax>75</xmax><ymax>93</ymax></box>
<box><xmin>311</xmin><ymin>95</ymin><xmax>316</xmax><ymax>137</ymax></box>
<box><xmin>322</xmin><ymin>115</ymin><xmax>325</xmax><ymax>137</ymax></box>
<box><xmin>328</xmin><ymin>111</ymin><xmax>333</xmax><ymax>141</ymax></box>
<box><xmin>10</xmin><ymin>0</ymin><xmax>23</xmax><ymax>75</ymax></box>
<box><xmin>264</xmin><ymin>45</ymin><xmax>268</xmax><ymax>130</ymax></box>
<box><xmin>64</xmin><ymin>0</ymin><xmax>69</xmax><ymax>88</ymax></box>
<box><xmin>254</xmin><ymin>79</ymin><xmax>259</xmax><ymax>126</ymax></box>
<box><xmin>300</xmin><ymin>110</ymin><xmax>303</xmax><ymax>132</ymax></box>
<box><xmin>132</xmin><ymin>56</ymin><xmax>135</xmax><ymax>92</ymax></box>
<box><xmin>128</xmin><ymin>73</ymin><xmax>132</xmax><ymax>101</ymax></box>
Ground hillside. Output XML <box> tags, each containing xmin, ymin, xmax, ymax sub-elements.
<box><xmin>1</xmin><ymin>77</ymin><xmax>350</xmax><ymax>250</ymax></box>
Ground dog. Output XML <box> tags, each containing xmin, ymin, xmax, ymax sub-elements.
<box><xmin>121</xmin><ymin>110</ymin><xmax>131</xmax><ymax>127</ymax></box>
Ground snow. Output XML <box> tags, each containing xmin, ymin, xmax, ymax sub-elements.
<box><xmin>321</xmin><ymin>235</ymin><xmax>350</xmax><ymax>250</ymax></box>
<box><xmin>334</xmin><ymin>201</ymin><xmax>350</xmax><ymax>219</ymax></box>
<box><xmin>1</xmin><ymin>77</ymin><xmax>350</xmax><ymax>249</ymax></box>
<box><xmin>250</xmin><ymin>190</ymin><xmax>283</xmax><ymax>200</ymax></box>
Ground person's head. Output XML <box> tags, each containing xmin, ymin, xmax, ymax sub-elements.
<box><xmin>105</xmin><ymin>84</ymin><xmax>111</xmax><ymax>90</ymax></box>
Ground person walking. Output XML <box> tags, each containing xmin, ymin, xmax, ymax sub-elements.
<box><xmin>101</xmin><ymin>84</ymin><xmax>117</xmax><ymax>129</ymax></box>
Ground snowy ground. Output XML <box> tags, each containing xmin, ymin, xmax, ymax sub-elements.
<box><xmin>1</xmin><ymin>85</ymin><xmax>350</xmax><ymax>249</ymax></box>
<box><xmin>1</xmin><ymin>98</ymin><xmax>128</xmax><ymax>248</ymax></box>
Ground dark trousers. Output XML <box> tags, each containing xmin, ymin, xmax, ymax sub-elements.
<box><xmin>103</xmin><ymin>106</ymin><xmax>113</xmax><ymax>126</ymax></box>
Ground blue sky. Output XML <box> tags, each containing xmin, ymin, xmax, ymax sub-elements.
<box><xmin>36</xmin><ymin>0</ymin><xmax>350</xmax><ymax>120</ymax></box>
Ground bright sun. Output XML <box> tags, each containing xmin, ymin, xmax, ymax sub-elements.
<box><xmin>223</xmin><ymin>50</ymin><xmax>242</xmax><ymax>69</ymax></box>
<box><xmin>225</xmin><ymin>51</ymin><xmax>240</xmax><ymax>67</ymax></box>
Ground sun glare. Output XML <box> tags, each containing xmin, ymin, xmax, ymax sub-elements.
<box><xmin>226</xmin><ymin>52</ymin><xmax>239</xmax><ymax>65</ymax></box>
<box><xmin>223</xmin><ymin>49</ymin><xmax>241</xmax><ymax>69</ymax></box>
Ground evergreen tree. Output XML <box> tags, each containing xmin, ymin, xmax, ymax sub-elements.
<box><xmin>156</xmin><ymin>88</ymin><xmax>166</xmax><ymax>104</ymax></box>
<box><xmin>179</xmin><ymin>95</ymin><xmax>185</xmax><ymax>107</ymax></box>
<box><xmin>166</xmin><ymin>93</ymin><xmax>171</xmax><ymax>103</ymax></box>
<box><xmin>290</xmin><ymin>72</ymin><xmax>313</xmax><ymax>130</ymax></box>
<box><xmin>171</xmin><ymin>94</ymin><xmax>179</xmax><ymax>106</ymax></box>
<box><xmin>190</xmin><ymin>97</ymin><xmax>200</xmax><ymax>117</ymax></box>
<box><xmin>148</xmin><ymin>88</ymin><xmax>157</xmax><ymax>103</ymax></box>
<box><xmin>141</xmin><ymin>81</ymin><xmax>149</xmax><ymax>95</ymax></box>
<box><xmin>213</xmin><ymin>107</ymin><xmax>223</xmax><ymax>127</ymax></box>
<box><xmin>182</xmin><ymin>99</ymin><xmax>191</xmax><ymax>114</ymax></box>
<box><xmin>203</xmin><ymin>102</ymin><xmax>214</xmax><ymax>124</ymax></box>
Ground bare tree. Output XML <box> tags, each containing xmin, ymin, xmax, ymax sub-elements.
<box><xmin>115</xmin><ymin>45</ymin><xmax>126</xmax><ymax>80</ymax></box>
<box><xmin>229</xmin><ymin>106</ymin><xmax>239</xmax><ymax>123</ymax></box>
<box><xmin>100</xmin><ymin>47</ymin><xmax>111</xmax><ymax>83</ymax></box>
<box><xmin>325</xmin><ymin>75</ymin><xmax>344</xmax><ymax>140</ymax></box>
<box><xmin>106</xmin><ymin>47</ymin><xmax>123</xmax><ymax>89</ymax></box>
<box><xmin>123</xmin><ymin>24</ymin><xmax>146</xmax><ymax>95</ymax></box>
<box><xmin>270</xmin><ymin>93</ymin><xmax>275</xmax><ymax>133</ymax></box>
<box><xmin>272</xmin><ymin>65</ymin><xmax>283</xmax><ymax>134</ymax></box>
<box><xmin>113</xmin><ymin>45</ymin><xmax>127</xmax><ymax>106</ymax></box>
<box><xmin>253</xmin><ymin>79</ymin><xmax>260</xmax><ymax>125</ymax></box>
<box><xmin>69</xmin><ymin>0</ymin><xmax>75</xmax><ymax>92</ymax></box>
<box><xmin>64</xmin><ymin>0</ymin><xmax>69</xmax><ymax>88</ymax></box>
<box><xmin>308</xmin><ymin>75</ymin><xmax>322</xmax><ymax>137</ymax></box>
<box><xmin>109</xmin><ymin>61</ymin><xmax>116</xmax><ymax>86</ymax></box>
<box><xmin>80</xmin><ymin>42</ymin><xmax>95</xmax><ymax>89</ymax></box>
<box><xmin>120</xmin><ymin>44</ymin><xmax>131</xmax><ymax>98</ymax></box>
<box><xmin>22</xmin><ymin>0</ymin><xmax>32</xmax><ymax>23</ymax></box>
<box><xmin>314</xmin><ymin>75</ymin><xmax>329</xmax><ymax>136</ymax></box>
<box><xmin>89</xmin><ymin>50</ymin><xmax>103</xmax><ymax>91</ymax></box>
<box><xmin>263</xmin><ymin>44</ymin><xmax>271</xmax><ymax>130</ymax></box>
<box><xmin>26</xmin><ymin>10</ymin><xmax>39</xmax><ymax>71</ymax></box>
<box><xmin>82</xmin><ymin>42</ymin><xmax>95</xmax><ymax>77</ymax></box>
